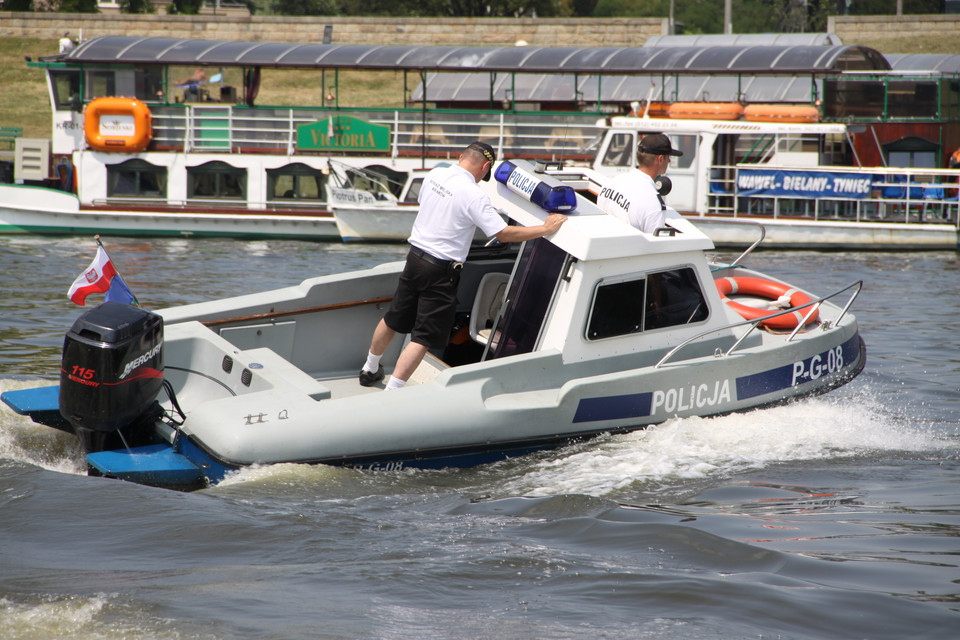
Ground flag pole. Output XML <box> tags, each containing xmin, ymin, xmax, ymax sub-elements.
<box><xmin>95</xmin><ymin>235</ymin><xmax>140</xmax><ymax>307</ymax></box>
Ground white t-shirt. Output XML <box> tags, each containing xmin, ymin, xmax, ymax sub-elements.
<box><xmin>596</xmin><ymin>169</ymin><xmax>666</xmax><ymax>234</ymax></box>
<box><xmin>409</xmin><ymin>165</ymin><xmax>507</xmax><ymax>262</ymax></box>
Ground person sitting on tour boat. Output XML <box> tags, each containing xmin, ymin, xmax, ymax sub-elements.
<box><xmin>949</xmin><ymin>146</ymin><xmax>960</xmax><ymax>169</ymax></box>
<box><xmin>176</xmin><ymin>68</ymin><xmax>207</xmax><ymax>102</ymax></box>
<box><xmin>358</xmin><ymin>141</ymin><xmax>568</xmax><ymax>391</ymax></box>
<box><xmin>597</xmin><ymin>133</ymin><xmax>683</xmax><ymax>234</ymax></box>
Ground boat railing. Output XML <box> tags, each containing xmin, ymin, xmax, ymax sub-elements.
<box><xmin>147</xmin><ymin>106</ymin><xmax>603</xmax><ymax>161</ymax></box>
<box><xmin>706</xmin><ymin>163</ymin><xmax>960</xmax><ymax>228</ymax></box>
<box><xmin>655</xmin><ymin>279</ymin><xmax>863</xmax><ymax>369</ymax></box>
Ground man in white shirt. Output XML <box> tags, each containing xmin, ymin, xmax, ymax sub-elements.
<box><xmin>359</xmin><ymin>141</ymin><xmax>567</xmax><ymax>390</ymax></box>
<box><xmin>597</xmin><ymin>133</ymin><xmax>682</xmax><ymax>234</ymax></box>
<box><xmin>59</xmin><ymin>33</ymin><xmax>75</xmax><ymax>54</ymax></box>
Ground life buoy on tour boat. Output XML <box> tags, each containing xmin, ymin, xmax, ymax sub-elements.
<box><xmin>743</xmin><ymin>104</ymin><xmax>820</xmax><ymax>123</ymax></box>
<box><xmin>715</xmin><ymin>277</ymin><xmax>820</xmax><ymax>330</ymax></box>
<box><xmin>668</xmin><ymin>102</ymin><xmax>744</xmax><ymax>121</ymax></box>
<box><xmin>84</xmin><ymin>97</ymin><xmax>152</xmax><ymax>153</ymax></box>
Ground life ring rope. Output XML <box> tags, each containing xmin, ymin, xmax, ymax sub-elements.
<box><xmin>715</xmin><ymin>276</ymin><xmax>820</xmax><ymax>329</ymax></box>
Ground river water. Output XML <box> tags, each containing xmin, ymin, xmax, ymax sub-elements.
<box><xmin>1</xmin><ymin>236</ymin><xmax>958</xmax><ymax>640</ymax></box>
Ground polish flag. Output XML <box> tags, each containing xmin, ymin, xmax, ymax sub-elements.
<box><xmin>68</xmin><ymin>246</ymin><xmax>117</xmax><ymax>306</ymax></box>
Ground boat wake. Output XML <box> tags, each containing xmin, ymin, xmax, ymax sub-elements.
<box><xmin>2</xmin><ymin>378</ymin><xmax>945</xmax><ymax>495</ymax></box>
<box><xmin>0</xmin><ymin>379</ymin><xmax>85</xmax><ymax>477</ymax></box>
<box><xmin>498</xmin><ymin>391</ymin><xmax>945</xmax><ymax>500</ymax></box>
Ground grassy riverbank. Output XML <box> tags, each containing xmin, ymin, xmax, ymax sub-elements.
<box><xmin>0</xmin><ymin>34</ymin><xmax>953</xmax><ymax>141</ymax></box>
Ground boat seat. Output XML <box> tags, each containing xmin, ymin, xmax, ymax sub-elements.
<box><xmin>469</xmin><ymin>272</ymin><xmax>509</xmax><ymax>345</ymax></box>
<box><xmin>242</xmin><ymin>347</ymin><xmax>331</xmax><ymax>400</ymax></box>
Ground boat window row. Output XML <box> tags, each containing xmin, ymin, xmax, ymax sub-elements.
<box><xmin>106</xmin><ymin>159</ymin><xmax>327</xmax><ymax>203</ymax></box>
<box><xmin>587</xmin><ymin>266</ymin><xmax>708</xmax><ymax>341</ymax></box>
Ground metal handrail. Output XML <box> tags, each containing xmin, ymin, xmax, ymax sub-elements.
<box><xmin>655</xmin><ymin>279</ymin><xmax>863</xmax><ymax>369</ymax></box>
<box><xmin>708</xmin><ymin>222</ymin><xmax>766</xmax><ymax>270</ymax></box>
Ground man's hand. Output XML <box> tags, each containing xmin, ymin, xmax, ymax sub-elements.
<box><xmin>495</xmin><ymin>213</ymin><xmax>569</xmax><ymax>244</ymax></box>
<box><xmin>543</xmin><ymin>213</ymin><xmax>567</xmax><ymax>234</ymax></box>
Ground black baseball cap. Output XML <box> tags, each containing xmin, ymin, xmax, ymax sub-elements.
<box><xmin>637</xmin><ymin>133</ymin><xmax>683</xmax><ymax>157</ymax></box>
<box><xmin>467</xmin><ymin>141</ymin><xmax>497</xmax><ymax>181</ymax></box>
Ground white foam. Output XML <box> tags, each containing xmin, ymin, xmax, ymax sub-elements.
<box><xmin>0</xmin><ymin>379</ymin><xmax>85</xmax><ymax>476</ymax></box>
<box><xmin>0</xmin><ymin>595</ymin><xmax>108</xmax><ymax>637</ymax></box>
<box><xmin>504</xmin><ymin>395</ymin><xmax>947</xmax><ymax>498</ymax></box>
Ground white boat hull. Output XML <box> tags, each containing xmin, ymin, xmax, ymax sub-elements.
<box><xmin>690</xmin><ymin>216</ymin><xmax>959</xmax><ymax>250</ymax></box>
<box><xmin>332</xmin><ymin>204</ymin><xmax>419</xmax><ymax>242</ymax></box>
<box><xmin>0</xmin><ymin>184</ymin><xmax>340</xmax><ymax>240</ymax></box>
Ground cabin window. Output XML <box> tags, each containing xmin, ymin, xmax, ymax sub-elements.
<box><xmin>490</xmin><ymin>238</ymin><xmax>568</xmax><ymax>359</ymax></box>
<box><xmin>341</xmin><ymin>164</ymin><xmax>407</xmax><ymax>199</ymax></box>
<box><xmin>669</xmin><ymin>134</ymin><xmax>697</xmax><ymax>170</ymax></box>
<box><xmin>49</xmin><ymin>70</ymin><xmax>82</xmax><ymax>111</ymax></box>
<box><xmin>86</xmin><ymin>70</ymin><xmax>115</xmax><ymax>100</ymax></box>
<box><xmin>884</xmin><ymin>136</ymin><xmax>939</xmax><ymax>169</ymax></box>
<box><xmin>644</xmin><ymin>268</ymin><xmax>708</xmax><ymax>330</ymax></box>
<box><xmin>267</xmin><ymin>163</ymin><xmax>325</xmax><ymax>202</ymax></box>
<box><xmin>587</xmin><ymin>266</ymin><xmax>708</xmax><ymax>340</ymax></box>
<box><xmin>403</xmin><ymin>177</ymin><xmax>424</xmax><ymax>203</ymax></box>
<box><xmin>106</xmin><ymin>159</ymin><xmax>167</xmax><ymax>199</ymax></box>
<box><xmin>188</xmin><ymin>161</ymin><xmax>246</xmax><ymax>200</ymax></box>
<box><xmin>134</xmin><ymin>67</ymin><xmax>165</xmax><ymax>103</ymax></box>
<box><xmin>587</xmin><ymin>279</ymin><xmax>646</xmax><ymax>340</ymax></box>
<box><xmin>601</xmin><ymin>132</ymin><xmax>635</xmax><ymax>167</ymax></box>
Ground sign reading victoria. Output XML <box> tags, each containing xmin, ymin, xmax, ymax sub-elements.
<box><xmin>297</xmin><ymin>116</ymin><xmax>390</xmax><ymax>153</ymax></box>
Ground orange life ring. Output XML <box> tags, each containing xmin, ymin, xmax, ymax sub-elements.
<box><xmin>84</xmin><ymin>97</ymin><xmax>152</xmax><ymax>153</ymax></box>
<box><xmin>743</xmin><ymin>104</ymin><xmax>820</xmax><ymax>123</ymax></box>
<box><xmin>668</xmin><ymin>102</ymin><xmax>744</xmax><ymax>121</ymax></box>
<box><xmin>715</xmin><ymin>276</ymin><xmax>820</xmax><ymax>329</ymax></box>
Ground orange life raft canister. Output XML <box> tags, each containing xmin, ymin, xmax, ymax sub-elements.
<box><xmin>715</xmin><ymin>277</ymin><xmax>820</xmax><ymax>330</ymax></box>
<box><xmin>743</xmin><ymin>104</ymin><xmax>820</xmax><ymax>124</ymax></box>
<box><xmin>84</xmin><ymin>97</ymin><xmax>152</xmax><ymax>153</ymax></box>
<box><xmin>668</xmin><ymin>102</ymin><xmax>744</xmax><ymax>121</ymax></box>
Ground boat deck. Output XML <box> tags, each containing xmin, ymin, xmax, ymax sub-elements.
<box><xmin>311</xmin><ymin>352</ymin><xmax>448</xmax><ymax>397</ymax></box>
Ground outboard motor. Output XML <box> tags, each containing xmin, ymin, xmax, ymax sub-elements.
<box><xmin>59</xmin><ymin>301</ymin><xmax>164</xmax><ymax>455</ymax></box>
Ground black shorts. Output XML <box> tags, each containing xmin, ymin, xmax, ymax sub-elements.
<box><xmin>383</xmin><ymin>251</ymin><xmax>461</xmax><ymax>350</ymax></box>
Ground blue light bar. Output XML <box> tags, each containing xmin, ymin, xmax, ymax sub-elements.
<box><xmin>494</xmin><ymin>160</ymin><xmax>576</xmax><ymax>213</ymax></box>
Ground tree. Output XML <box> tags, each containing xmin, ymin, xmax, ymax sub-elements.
<box><xmin>272</xmin><ymin>0</ymin><xmax>337</xmax><ymax>14</ymax></box>
<box><xmin>118</xmin><ymin>0</ymin><xmax>155</xmax><ymax>12</ymax></box>
<box><xmin>59</xmin><ymin>0</ymin><xmax>98</xmax><ymax>10</ymax></box>
<box><xmin>169</xmin><ymin>0</ymin><xmax>203</xmax><ymax>14</ymax></box>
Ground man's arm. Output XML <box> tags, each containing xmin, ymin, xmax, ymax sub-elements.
<box><xmin>494</xmin><ymin>213</ymin><xmax>567</xmax><ymax>243</ymax></box>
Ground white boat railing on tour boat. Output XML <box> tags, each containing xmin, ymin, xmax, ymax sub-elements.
<box><xmin>707</xmin><ymin>165</ymin><xmax>960</xmax><ymax>227</ymax></box>
<box><xmin>655</xmin><ymin>280</ymin><xmax>863</xmax><ymax>369</ymax></box>
<box><xmin>146</xmin><ymin>106</ymin><xmax>602</xmax><ymax>161</ymax></box>
<box><xmin>136</xmin><ymin>106</ymin><xmax>958</xmax><ymax>228</ymax></box>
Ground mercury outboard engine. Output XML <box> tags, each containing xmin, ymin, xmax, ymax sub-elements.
<box><xmin>59</xmin><ymin>302</ymin><xmax>164</xmax><ymax>455</ymax></box>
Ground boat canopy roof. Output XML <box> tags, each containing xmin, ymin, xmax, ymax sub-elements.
<box><xmin>56</xmin><ymin>36</ymin><xmax>888</xmax><ymax>76</ymax></box>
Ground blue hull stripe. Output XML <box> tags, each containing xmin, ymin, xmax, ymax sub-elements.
<box><xmin>736</xmin><ymin>334</ymin><xmax>861</xmax><ymax>400</ymax></box>
<box><xmin>574</xmin><ymin>333</ymin><xmax>861</xmax><ymax>424</ymax></box>
<box><xmin>573</xmin><ymin>392</ymin><xmax>653</xmax><ymax>423</ymax></box>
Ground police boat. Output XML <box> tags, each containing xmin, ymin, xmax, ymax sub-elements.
<box><xmin>2</xmin><ymin>160</ymin><xmax>866</xmax><ymax>490</ymax></box>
